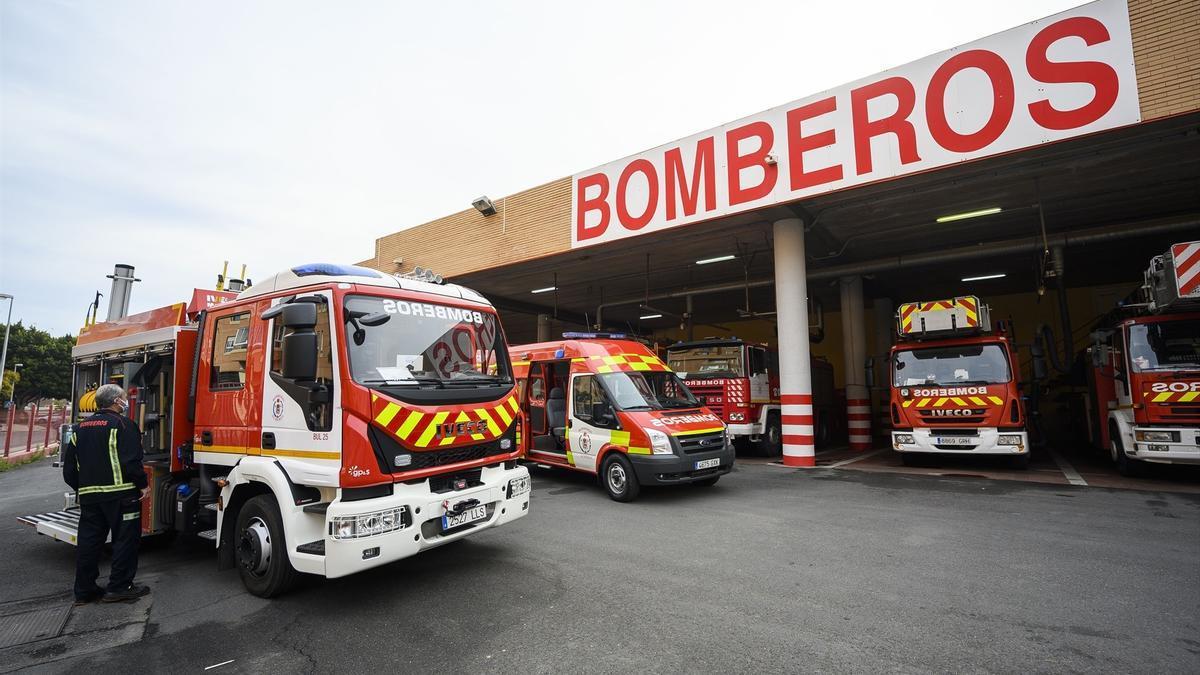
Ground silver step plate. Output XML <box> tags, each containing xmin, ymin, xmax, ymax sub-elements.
<box><xmin>16</xmin><ymin>509</ymin><xmax>103</xmax><ymax>546</ymax></box>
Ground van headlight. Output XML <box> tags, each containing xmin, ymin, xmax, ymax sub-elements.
<box><xmin>330</xmin><ymin>506</ymin><xmax>408</xmax><ymax>539</ymax></box>
<box><xmin>507</xmin><ymin>475</ymin><xmax>530</xmax><ymax>498</ymax></box>
<box><xmin>647</xmin><ymin>429</ymin><xmax>674</xmax><ymax>455</ymax></box>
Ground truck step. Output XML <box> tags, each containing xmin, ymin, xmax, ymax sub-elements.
<box><xmin>296</xmin><ymin>540</ymin><xmax>325</xmax><ymax>556</ymax></box>
<box><xmin>18</xmin><ymin>509</ymin><xmax>91</xmax><ymax>546</ymax></box>
<box><xmin>196</xmin><ymin>529</ymin><xmax>217</xmax><ymax>541</ymax></box>
<box><xmin>302</xmin><ymin>502</ymin><xmax>329</xmax><ymax>514</ymax></box>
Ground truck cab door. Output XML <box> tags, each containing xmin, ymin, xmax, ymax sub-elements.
<box><xmin>527</xmin><ymin>363</ymin><xmax>547</xmax><ymax>435</ymax></box>
<box><xmin>259</xmin><ymin>292</ymin><xmax>342</xmax><ymax>484</ymax></box>
<box><xmin>748</xmin><ymin>346</ymin><xmax>771</xmax><ymax>403</ymax></box>
<box><xmin>194</xmin><ymin>308</ymin><xmax>261</xmax><ymax>463</ymax></box>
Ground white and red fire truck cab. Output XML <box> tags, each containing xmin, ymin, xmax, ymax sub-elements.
<box><xmin>1087</xmin><ymin>241</ymin><xmax>1200</xmax><ymax>474</ymax></box>
<box><xmin>889</xmin><ymin>296</ymin><xmax>1029</xmax><ymax>467</ymax></box>
<box><xmin>511</xmin><ymin>334</ymin><xmax>733</xmax><ymax>502</ymax></box>
<box><xmin>666</xmin><ymin>338</ymin><xmax>837</xmax><ymax>456</ymax></box>
<box><xmin>21</xmin><ymin>263</ymin><xmax>531</xmax><ymax>596</ymax></box>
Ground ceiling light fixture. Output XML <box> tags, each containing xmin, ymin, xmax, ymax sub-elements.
<box><xmin>639</xmin><ymin>314</ymin><xmax>662</xmax><ymax>320</ymax></box>
<box><xmin>936</xmin><ymin>207</ymin><xmax>1002</xmax><ymax>223</ymax></box>
<box><xmin>530</xmin><ymin>286</ymin><xmax>556</xmax><ymax>294</ymax></box>
<box><xmin>696</xmin><ymin>254</ymin><xmax>736</xmax><ymax>265</ymax></box>
<box><xmin>961</xmin><ymin>273</ymin><xmax>1006</xmax><ymax>281</ymax></box>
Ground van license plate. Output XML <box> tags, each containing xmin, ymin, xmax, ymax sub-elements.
<box><xmin>936</xmin><ymin>437</ymin><xmax>977</xmax><ymax>445</ymax></box>
<box><xmin>695</xmin><ymin>458</ymin><xmax>721</xmax><ymax>470</ymax></box>
<box><xmin>442</xmin><ymin>505</ymin><xmax>487</xmax><ymax>530</ymax></box>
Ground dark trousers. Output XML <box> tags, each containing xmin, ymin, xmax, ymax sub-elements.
<box><xmin>74</xmin><ymin>495</ymin><xmax>141</xmax><ymax>599</ymax></box>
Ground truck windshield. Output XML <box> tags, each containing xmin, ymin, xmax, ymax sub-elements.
<box><xmin>343</xmin><ymin>295</ymin><xmax>512</xmax><ymax>387</ymax></box>
<box><xmin>893</xmin><ymin>344</ymin><xmax>1011</xmax><ymax>387</ymax></box>
<box><xmin>667</xmin><ymin>346</ymin><xmax>743</xmax><ymax>378</ymax></box>
<box><xmin>1128</xmin><ymin>319</ymin><xmax>1200</xmax><ymax>372</ymax></box>
<box><xmin>598</xmin><ymin>371</ymin><xmax>700</xmax><ymax>410</ymax></box>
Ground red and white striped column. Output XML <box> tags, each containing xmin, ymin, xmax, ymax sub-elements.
<box><xmin>773</xmin><ymin>217</ymin><xmax>816</xmax><ymax>467</ymax></box>
<box><xmin>840</xmin><ymin>276</ymin><xmax>872</xmax><ymax>451</ymax></box>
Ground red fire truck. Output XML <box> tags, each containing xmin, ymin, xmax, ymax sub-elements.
<box><xmin>888</xmin><ymin>296</ymin><xmax>1029</xmax><ymax>468</ymax></box>
<box><xmin>665</xmin><ymin>338</ymin><xmax>837</xmax><ymax>456</ymax></box>
<box><xmin>20</xmin><ymin>263</ymin><xmax>531</xmax><ymax>596</ymax></box>
<box><xmin>511</xmin><ymin>334</ymin><xmax>732</xmax><ymax>501</ymax></box>
<box><xmin>1086</xmin><ymin>241</ymin><xmax>1200</xmax><ymax>475</ymax></box>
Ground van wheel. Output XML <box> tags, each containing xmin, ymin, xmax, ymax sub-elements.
<box><xmin>601</xmin><ymin>454</ymin><xmax>640</xmax><ymax>502</ymax></box>
<box><xmin>235</xmin><ymin>495</ymin><xmax>300</xmax><ymax>598</ymax></box>
<box><xmin>758</xmin><ymin>414</ymin><xmax>782</xmax><ymax>458</ymax></box>
<box><xmin>1110</xmin><ymin>423</ymin><xmax>1140</xmax><ymax>477</ymax></box>
<box><xmin>695</xmin><ymin>476</ymin><xmax>720</xmax><ymax>487</ymax></box>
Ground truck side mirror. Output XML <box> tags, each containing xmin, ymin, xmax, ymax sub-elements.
<box><xmin>282</xmin><ymin>330</ymin><xmax>318</xmax><ymax>381</ymax></box>
<box><xmin>281</xmin><ymin>303</ymin><xmax>317</xmax><ymax>328</ymax></box>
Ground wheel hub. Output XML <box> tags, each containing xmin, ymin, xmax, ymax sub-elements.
<box><xmin>608</xmin><ymin>463</ymin><xmax>627</xmax><ymax>493</ymax></box>
<box><xmin>238</xmin><ymin>517</ymin><xmax>272</xmax><ymax>577</ymax></box>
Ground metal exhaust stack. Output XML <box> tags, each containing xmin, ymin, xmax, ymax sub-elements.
<box><xmin>105</xmin><ymin>264</ymin><xmax>141</xmax><ymax>321</ymax></box>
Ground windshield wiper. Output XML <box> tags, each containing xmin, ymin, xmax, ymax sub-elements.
<box><xmin>619</xmin><ymin>405</ymin><xmax>657</xmax><ymax>411</ymax></box>
<box><xmin>360</xmin><ymin>377</ymin><xmax>444</xmax><ymax>387</ymax></box>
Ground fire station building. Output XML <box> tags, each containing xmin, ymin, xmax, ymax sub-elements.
<box><xmin>359</xmin><ymin>0</ymin><xmax>1199</xmax><ymax>468</ymax></box>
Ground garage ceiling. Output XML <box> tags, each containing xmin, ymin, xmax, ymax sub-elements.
<box><xmin>460</xmin><ymin>113</ymin><xmax>1200</xmax><ymax>339</ymax></box>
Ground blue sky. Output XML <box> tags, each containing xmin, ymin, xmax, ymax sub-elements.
<box><xmin>1</xmin><ymin>0</ymin><xmax>1080</xmax><ymax>336</ymax></box>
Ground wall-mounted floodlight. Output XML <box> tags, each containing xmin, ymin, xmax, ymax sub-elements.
<box><xmin>472</xmin><ymin>196</ymin><xmax>497</xmax><ymax>216</ymax></box>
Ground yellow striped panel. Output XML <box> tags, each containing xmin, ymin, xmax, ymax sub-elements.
<box><xmin>950</xmin><ymin>397</ymin><xmax>966</xmax><ymax>407</ymax></box>
<box><xmin>627</xmin><ymin>447</ymin><xmax>652</xmax><ymax>455</ymax></box>
<box><xmin>987</xmin><ymin>396</ymin><xmax>1004</xmax><ymax>406</ymax></box>
<box><xmin>375</xmin><ymin>403</ymin><xmax>401</xmax><ymax>426</ymax></box>
<box><xmin>507</xmin><ymin>396</ymin><xmax>520</xmax><ymax>414</ymax></box>
<box><xmin>933</xmin><ymin>398</ymin><xmax>948</xmax><ymax>407</ymax></box>
<box><xmin>902</xmin><ymin>400</ymin><xmax>913</xmax><ymax>408</ymax></box>
<box><xmin>415</xmin><ymin>411</ymin><xmax>448</xmax><ymax>447</ymax></box>
<box><xmin>396</xmin><ymin>411</ymin><xmax>424</xmax><ymax>439</ymax></box>
<box><xmin>565</xmin><ymin>450</ymin><xmax>575</xmax><ymax>466</ymax></box>
<box><xmin>1180</xmin><ymin>391</ymin><xmax>1199</xmax><ymax>403</ymax></box>
<box><xmin>475</xmin><ymin>408</ymin><xmax>501</xmax><ymax>435</ymax></box>
<box><xmin>495</xmin><ymin>404</ymin><xmax>513</xmax><ymax>426</ymax></box>
<box><xmin>1152</xmin><ymin>392</ymin><xmax>1172</xmax><ymax>402</ymax></box>
<box><xmin>673</xmin><ymin>426</ymin><xmax>725</xmax><ymax>436</ymax></box>
<box><xmin>916</xmin><ymin>398</ymin><xmax>931</xmax><ymax>408</ymax></box>
<box><xmin>440</xmin><ymin>412</ymin><xmax>471</xmax><ymax>446</ymax></box>
<box><xmin>630</xmin><ymin>362</ymin><xmax>651</xmax><ymax>371</ymax></box>
<box><xmin>968</xmin><ymin>396</ymin><xmax>986</xmax><ymax>406</ymax></box>
<box><xmin>610</xmin><ymin>430</ymin><xmax>631</xmax><ymax>446</ymax></box>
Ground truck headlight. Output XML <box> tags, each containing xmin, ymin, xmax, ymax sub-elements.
<box><xmin>1135</xmin><ymin>430</ymin><xmax>1178</xmax><ymax>442</ymax></box>
<box><xmin>507</xmin><ymin>475</ymin><xmax>530</xmax><ymax>498</ymax></box>
<box><xmin>729</xmin><ymin>412</ymin><xmax>745</xmax><ymax>422</ymax></box>
<box><xmin>647</xmin><ymin>429</ymin><xmax>674</xmax><ymax>455</ymax></box>
<box><xmin>997</xmin><ymin>435</ymin><xmax>1024</xmax><ymax>446</ymax></box>
<box><xmin>330</xmin><ymin>506</ymin><xmax>408</xmax><ymax>540</ymax></box>
<box><xmin>894</xmin><ymin>433</ymin><xmax>915</xmax><ymax>444</ymax></box>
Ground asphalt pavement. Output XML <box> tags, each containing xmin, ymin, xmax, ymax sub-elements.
<box><xmin>1</xmin><ymin>456</ymin><xmax>1198</xmax><ymax>673</ymax></box>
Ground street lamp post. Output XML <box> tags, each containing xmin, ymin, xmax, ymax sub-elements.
<box><xmin>8</xmin><ymin>363</ymin><xmax>23</xmax><ymax>407</ymax></box>
<box><xmin>0</xmin><ymin>293</ymin><xmax>12</xmax><ymax>405</ymax></box>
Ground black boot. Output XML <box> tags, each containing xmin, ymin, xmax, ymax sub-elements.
<box><xmin>101</xmin><ymin>583</ymin><xmax>150</xmax><ymax>602</ymax></box>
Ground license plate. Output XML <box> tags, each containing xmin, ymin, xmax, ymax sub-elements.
<box><xmin>441</xmin><ymin>505</ymin><xmax>487</xmax><ymax>530</ymax></box>
<box><xmin>695</xmin><ymin>458</ymin><xmax>721</xmax><ymax>470</ymax></box>
<box><xmin>936</xmin><ymin>436</ymin><xmax>977</xmax><ymax>445</ymax></box>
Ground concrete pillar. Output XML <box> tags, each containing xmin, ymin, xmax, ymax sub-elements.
<box><xmin>772</xmin><ymin>217</ymin><xmax>815</xmax><ymax>467</ymax></box>
<box><xmin>872</xmin><ymin>297</ymin><xmax>894</xmax><ymax>437</ymax></box>
<box><xmin>537</xmin><ymin>314</ymin><xmax>551</xmax><ymax>342</ymax></box>
<box><xmin>840</xmin><ymin>276</ymin><xmax>871</xmax><ymax>451</ymax></box>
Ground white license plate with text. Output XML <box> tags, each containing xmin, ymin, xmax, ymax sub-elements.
<box><xmin>442</xmin><ymin>505</ymin><xmax>487</xmax><ymax>530</ymax></box>
<box><xmin>936</xmin><ymin>437</ymin><xmax>978</xmax><ymax>445</ymax></box>
<box><xmin>695</xmin><ymin>458</ymin><xmax>721</xmax><ymax>470</ymax></box>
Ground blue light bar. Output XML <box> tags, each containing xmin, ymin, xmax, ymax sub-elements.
<box><xmin>291</xmin><ymin>263</ymin><xmax>382</xmax><ymax>278</ymax></box>
<box><xmin>562</xmin><ymin>331</ymin><xmax>628</xmax><ymax>340</ymax></box>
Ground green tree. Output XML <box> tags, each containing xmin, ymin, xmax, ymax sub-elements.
<box><xmin>4</xmin><ymin>322</ymin><xmax>75</xmax><ymax>408</ymax></box>
<box><xmin>1</xmin><ymin>369</ymin><xmax>18</xmax><ymax>402</ymax></box>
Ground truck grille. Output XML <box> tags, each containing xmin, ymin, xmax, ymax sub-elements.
<box><xmin>677</xmin><ymin>431</ymin><xmax>726</xmax><ymax>454</ymax></box>
<box><xmin>369</xmin><ymin>426</ymin><xmax>513</xmax><ymax>474</ymax></box>
<box><xmin>1161</xmin><ymin>403</ymin><xmax>1200</xmax><ymax>421</ymax></box>
<box><xmin>918</xmin><ymin>410</ymin><xmax>987</xmax><ymax>424</ymax></box>
<box><xmin>687</xmin><ymin>384</ymin><xmax>725</xmax><ymax>416</ymax></box>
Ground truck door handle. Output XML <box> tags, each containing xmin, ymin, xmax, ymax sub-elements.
<box><xmin>200</xmin><ymin>430</ymin><xmax>213</xmax><ymax>446</ymax></box>
<box><xmin>262</xmin><ymin>432</ymin><xmax>276</xmax><ymax>450</ymax></box>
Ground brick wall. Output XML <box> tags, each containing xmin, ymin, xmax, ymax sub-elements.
<box><xmin>1130</xmin><ymin>0</ymin><xmax>1200</xmax><ymax>120</ymax></box>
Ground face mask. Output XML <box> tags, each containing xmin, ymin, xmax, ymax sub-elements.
<box><xmin>116</xmin><ymin>399</ymin><xmax>129</xmax><ymax>413</ymax></box>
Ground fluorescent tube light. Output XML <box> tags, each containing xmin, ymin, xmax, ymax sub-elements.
<box><xmin>696</xmin><ymin>255</ymin><xmax>736</xmax><ymax>265</ymax></box>
<box><xmin>639</xmin><ymin>314</ymin><xmax>662</xmax><ymax>320</ymax></box>
<box><xmin>961</xmin><ymin>273</ymin><xmax>1006</xmax><ymax>281</ymax></box>
<box><xmin>936</xmin><ymin>207</ymin><xmax>1002</xmax><ymax>223</ymax></box>
<box><xmin>530</xmin><ymin>286</ymin><xmax>557</xmax><ymax>294</ymax></box>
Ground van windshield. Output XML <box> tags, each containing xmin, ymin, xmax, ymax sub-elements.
<box><xmin>667</xmin><ymin>345</ymin><xmax>743</xmax><ymax>378</ymax></box>
<box><xmin>343</xmin><ymin>295</ymin><xmax>512</xmax><ymax>387</ymax></box>
<box><xmin>1128</xmin><ymin>319</ymin><xmax>1200</xmax><ymax>372</ymax></box>
<box><xmin>598</xmin><ymin>371</ymin><xmax>700</xmax><ymax>410</ymax></box>
<box><xmin>893</xmin><ymin>344</ymin><xmax>1011</xmax><ymax>387</ymax></box>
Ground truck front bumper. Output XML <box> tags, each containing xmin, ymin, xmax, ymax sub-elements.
<box><xmin>321</xmin><ymin>463</ymin><xmax>530</xmax><ymax>578</ymax></box>
<box><xmin>892</xmin><ymin>428</ymin><xmax>1028</xmax><ymax>456</ymax></box>
<box><xmin>1127</xmin><ymin>427</ymin><xmax>1200</xmax><ymax>465</ymax></box>
<box><xmin>726</xmin><ymin>422</ymin><xmax>764</xmax><ymax>438</ymax></box>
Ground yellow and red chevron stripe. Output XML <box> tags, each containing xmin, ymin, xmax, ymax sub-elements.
<box><xmin>1144</xmin><ymin>390</ymin><xmax>1200</xmax><ymax>403</ymax></box>
<box><xmin>371</xmin><ymin>391</ymin><xmax>521</xmax><ymax>448</ymax></box>
<box><xmin>901</xmin><ymin>395</ymin><xmax>1005</xmax><ymax>408</ymax></box>
<box><xmin>574</xmin><ymin>353</ymin><xmax>671</xmax><ymax>374</ymax></box>
<box><xmin>898</xmin><ymin>296</ymin><xmax>980</xmax><ymax>332</ymax></box>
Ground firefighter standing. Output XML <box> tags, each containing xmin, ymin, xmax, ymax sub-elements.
<box><xmin>62</xmin><ymin>384</ymin><xmax>151</xmax><ymax>604</ymax></box>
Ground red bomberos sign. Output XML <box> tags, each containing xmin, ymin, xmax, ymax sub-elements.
<box><xmin>572</xmin><ymin>0</ymin><xmax>1139</xmax><ymax>248</ymax></box>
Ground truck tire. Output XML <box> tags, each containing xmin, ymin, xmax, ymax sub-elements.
<box><xmin>1110</xmin><ymin>423</ymin><xmax>1140</xmax><ymax>477</ymax></box>
<box><xmin>235</xmin><ymin>495</ymin><xmax>300</xmax><ymax>598</ymax></box>
<box><xmin>601</xmin><ymin>453</ymin><xmax>640</xmax><ymax>502</ymax></box>
<box><xmin>1010</xmin><ymin>453</ymin><xmax>1030</xmax><ymax>470</ymax></box>
<box><xmin>758</xmin><ymin>414</ymin><xmax>782</xmax><ymax>458</ymax></box>
<box><xmin>900</xmin><ymin>452</ymin><xmax>921</xmax><ymax>467</ymax></box>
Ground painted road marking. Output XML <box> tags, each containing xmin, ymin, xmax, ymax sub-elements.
<box><xmin>1049</xmin><ymin>449</ymin><xmax>1088</xmax><ymax>486</ymax></box>
<box><xmin>827</xmin><ymin>448</ymin><xmax>888</xmax><ymax>468</ymax></box>
<box><xmin>205</xmin><ymin>660</ymin><xmax>235</xmax><ymax>671</ymax></box>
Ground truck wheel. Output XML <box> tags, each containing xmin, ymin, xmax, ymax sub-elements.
<box><xmin>758</xmin><ymin>414</ymin><xmax>782</xmax><ymax>458</ymax></box>
<box><xmin>1110</xmin><ymin>424</ymin><xmax>1140</xmax><ymax>477</ymax></box>
<box><xmin>900</xmin><ymin>452</ymin><xmax>921</xmax><ymax>467</ymax></box>
<box><xmin>815</xmin><ymin>413</ymin><xmax>830</xmax><ymax>448</ymax></box>
<box><xmin>1010</xmin><ymin>453</ymin><xmax>1030</xmax><ymax>470</ymax></box>
<box><xmin>601</xmin><ymin>454</ymin><xmax>640</xmax><ymax>502</ymax></box>
<box><xmin>235</xmin><ymin>495</ymin><xmax>300</xmax><ymax>598</ymax></box>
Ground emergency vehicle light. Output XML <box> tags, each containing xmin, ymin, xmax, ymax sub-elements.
<box><xmin>563</xmin><ymin>331</ymin><xmax>628</xmax><ymax>340</ymax></box>
<box><xmin>292</xmin><ymin>263</ymin><xmax>381</xmax><ymax>278</ymax></box>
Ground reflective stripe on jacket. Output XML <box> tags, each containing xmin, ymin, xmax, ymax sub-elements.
<box><xmin>62</xmin><ymin>410</ymin><xmax>147</xmax><ymax>504</ymax></box>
